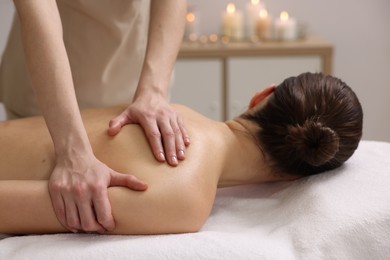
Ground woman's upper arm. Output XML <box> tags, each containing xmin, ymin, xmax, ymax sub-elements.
<box><xmin>108</xmin><ymin>181</ymin><xmax>213</xmax><ymax>235</ymax></box>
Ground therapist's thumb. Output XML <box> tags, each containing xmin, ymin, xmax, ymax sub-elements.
<box><xmin>107</xmin><ymin>114</ymin><xmax>129</xmax><ymax>136</ymax></box>
<box><xmin>109</xmin><ymin>171</ymin><xmax>148</xmax><ymax>191</ymax></box>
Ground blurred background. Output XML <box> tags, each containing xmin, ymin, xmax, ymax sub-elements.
<box><xmin>1</xmin><ymin>0</ymin><xmax>389</xmax><ymax>142</ymax></box>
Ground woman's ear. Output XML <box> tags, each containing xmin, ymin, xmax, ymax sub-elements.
<box><xmin>248</xmin><ymin>85</ymin><xmax>276</xmax><ymax>109</ymax></box>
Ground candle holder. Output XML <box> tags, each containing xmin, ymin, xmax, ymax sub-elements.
<box><xmin>245</xmin><ymin>0</ymin><xmax>268</xmax><ymax>41</ymax></box>
<box><xmin>255</xmin><ymin>9</ymin><xmax>272</xmax><ymax>41</ymax></box>
<box><xmin>221</xmin><ymin>3</ymin><xmax>244</xmax><ymax>42</ymax></box>
<box><xmin>273</xmin><ymin>11</ymin><xmax>298</xmax><ymax>41</ymax></box>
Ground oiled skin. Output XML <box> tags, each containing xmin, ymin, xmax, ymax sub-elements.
<box><xmin>0</xmin><ymin>104</ymin><xmax>230</xmax><ymax>234</ymax></box>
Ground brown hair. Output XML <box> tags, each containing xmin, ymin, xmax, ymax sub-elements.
<box><xmin>242</xmin><ymin>72</ymin><xmax>363</xmax><ymax>176</ymax></box>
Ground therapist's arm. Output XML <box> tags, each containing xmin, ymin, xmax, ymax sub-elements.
<box><xmin>13</xmin><ymin>0</ymin><xmax>147</xmax><ymax>233</ymax></box>
<box><xmin>108</xmin><ymin>0</ymin><xmax>190</xmax><ymax>167</ymax></box>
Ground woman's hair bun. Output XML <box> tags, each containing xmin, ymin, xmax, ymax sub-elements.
<box><xmin>286</xmin><ymin>120</ymin><xmax>340</xmax><ymax>166</ymax></box>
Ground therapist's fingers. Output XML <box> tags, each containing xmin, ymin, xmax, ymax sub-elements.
<box><xmin>48</xmin><ymin>187</ymin><xmax>77</xmax><ymax>232</ymax></box>
<box><xmin>141</xmin><ymin>118</ymin><xmax>167</xmax><ymax>162</ymax></box>
<box><xmin>169</xmin><ymin>113</ymin><xmax>189</xmax><ymax>161</ymax></box>
<box><xmin>109</xmin><ymin>171</ymin><xmax>148</xmax><ymax>191</ymax></box>
<box><xmin>159</xmin><ymin>117</ymin><xmax>185</xmax><ymax>165</ymax></box>
<box><xmin>78</xmin><ymin>197</ymin><xmax>106</xmax><ymax>233</ymax></box>
<box><xmin>106</xmin><ymin>102</ymin><xmax>190</xmax><ymax>166</ymax></box>
<box><xmin>92</xmin><ymin>189</ymin><xmax>114</xmax><ymax>233</ymax></box>
<box><xmin>63</xmin><ymin>195</ymin><xmax>81</xmax><ymax>232</ymax></box>
<box><xmin>173</xmin><ymin>117</ymin><xmax>188</xmax><ymax>161</ymax></box>
<box><xmin>177</xmin><ymin>114</ymin><xmax>190</xmax><ymax>147</ymax></box>
<box><xmin>93</xmin><ymin>171</ymin><xmax>148</xmax><ymax>232</ymax></box>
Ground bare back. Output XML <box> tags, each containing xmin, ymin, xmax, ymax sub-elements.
<box><xmin>0</xmin><ymin>105</ymin><xmax>228</xmax><ymax>234</ymax></box>
<box><xmin>0</xmin><ymin>105</ymin><xmax>223</xmax><ymax>182</ymax></box>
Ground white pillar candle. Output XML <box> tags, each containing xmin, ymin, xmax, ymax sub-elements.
<box><xmin>274</xmin><ymin>11</ymin><xmax>298</xmax><ymax>41</ymax></box>
<box><xmin>256</xmin><ymin>9</ymin><xmax>272</xmax><ymax>40</ymax></box>
<box><xmin>222</xmin><ymin>3</ymin><xmax>243</xmax><ymax>41</ymax></box>
<box><xmin>245</xmin><ymin>0</ymin><xmax>265</xmax><ymax>39</ymax></box>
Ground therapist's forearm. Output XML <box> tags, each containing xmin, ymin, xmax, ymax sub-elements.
<box><xmin>14</xmin><ymin>0</ymin><xmax>91</xmax><ymax>156</ymax></box>
<box><xmin>134</xmin><ymin>0</ymin><xmax>186</xmax><ymax>99</ymax></box>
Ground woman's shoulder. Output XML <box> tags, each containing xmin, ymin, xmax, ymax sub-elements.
<box><xmin>87</xmin><ymin>104</ymin><xmax>226</xmax><ymax>183</ymax></box>
<box><xmin>171</xmin><ymin>104</ymin><xmax>225</xmax><ymax>137</ymax></box>
<box><xmin>172</xmin><ymin>104</ymin><xmax>215</xmax><ymax>124</ymax></box>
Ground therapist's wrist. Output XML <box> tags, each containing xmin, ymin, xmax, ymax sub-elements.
<box><xmin>133</xmin><ymin>82</ymin><xmax>168</xmax><ymax>103</ymax></box>
<box><xmin>55</xmin><ymin>146</ymin><xmax>95</xmax><ymax>171</ymax></box>
<box><xmin>53</xmin><ymin>132</ymin><xmax>93</xmax><ymax>160</ymax></box>
<box><xmin>134</xmin><ymin>63</ymin><xmax>171</xmax><ymax>101</ymax></box>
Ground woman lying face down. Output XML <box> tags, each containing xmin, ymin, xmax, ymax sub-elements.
<box><xmin>0</xmin><ymin>72</ymin><xmax>363</xmax><ymax>235</ymax></box>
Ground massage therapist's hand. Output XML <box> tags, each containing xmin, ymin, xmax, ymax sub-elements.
<box><xmin>49</xmin><ymin>154</ymin><xmax>147</xmax><ymax>233</ymax></box>
<box><xmin>107</xmin><ymin>94</ymin><xmax>190</xmax><ymax>167</ymax></box>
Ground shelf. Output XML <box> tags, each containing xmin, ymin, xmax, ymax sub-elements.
<box><xmin>179</xmin><ymin>35</ymin><xmax>333</xmax><ymax>75</ymax></box>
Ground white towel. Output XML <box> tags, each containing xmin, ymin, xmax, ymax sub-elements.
<box><xmin>1</xmin><ymin>140</ymin><xmax>390</xmax><ymax>260</ymax></box>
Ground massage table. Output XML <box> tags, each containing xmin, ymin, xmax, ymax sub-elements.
<box><xmin>1</xmin><ymin>140</ymin><xmax>389</xmax><ymax>259</ymax></box>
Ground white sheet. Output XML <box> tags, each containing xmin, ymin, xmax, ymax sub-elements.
<box><xmin>1</xmin><ymin>140</ymin><xmax>390</xmax><ymax>260</ymax></box>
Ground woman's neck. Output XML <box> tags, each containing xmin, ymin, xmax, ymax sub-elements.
<box><xmin>217</xmin><ymin>118</ymin><xmax>277</xmax><ymax>187</ymax></box>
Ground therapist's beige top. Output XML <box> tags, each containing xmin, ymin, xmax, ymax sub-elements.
<box><xmin>0</xmin><ymin>0</ymin><xmax>150</xmax><ymax>117</ymax></box>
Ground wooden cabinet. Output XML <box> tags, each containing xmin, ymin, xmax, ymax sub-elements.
<box><xmin>171</xmin><ymin>36</ymin><xmax>333</xmax><ymax>121</ymax></box>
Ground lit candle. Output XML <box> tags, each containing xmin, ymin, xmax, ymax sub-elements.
<box><xmin>209</xmin><ymin>34</ymin><xmax>219</xmax><ymax>44</ymax></box>
<box><xmin>222</xmin><ymin>3</ymin><xmax>243</xmax><ymax>41</ymax></box>
<box><xmin>245</xmin><ymin>0</ymin><xmax>265</xmax><ymax>39</ymax></box>
<box><xmin>256</xmin><ymin>9</ymin><xmax>272</xmax><ymax>40</ymax></box>
<box><xmin>185</xmin><ymin>10</ymin><xmax>199</xmax><ymax>40</ymax></box>
<box><xmin>274</xmin><ymin>11</ymin><xmax>298</xmax><ymax>41</ymax></box>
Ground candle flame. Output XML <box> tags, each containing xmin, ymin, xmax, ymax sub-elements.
<box><xmin>186</xmin><ymin>12</ymin><xmax>195</xmax><ymax>23</ymax></box>
<box><xmin>209</xmin><ymin>34</ymin><xmax>218</xmax><ymax>43</ymax></box>
<box><xmin>259</xmin><ymin>9</ymin><xmax>268</xmax><ymax>18</ymax></box>
<box><xmin>280</xmin><ymin>11</ymin><xmax>289</xmax><ymax>21</ymax></box>
<box><xmin>251</xmin><ymin>0</ymin><xmax>260</xmax><ymax>5</ymax></box>
<box><xmin>227</xmin><ymin>3</ymin><xmax>236</xmax><ymax>14</ymax></box>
